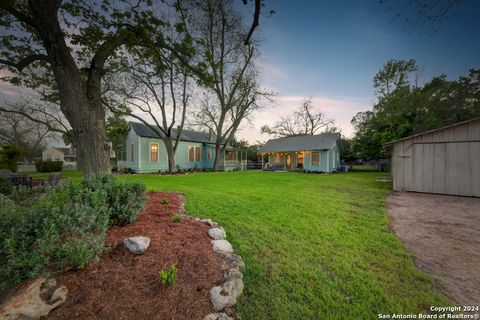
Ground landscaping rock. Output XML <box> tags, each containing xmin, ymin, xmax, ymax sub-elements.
<box><xmin>123</xmin><ymin>236</ymin><xmax>151</xmax><ymax>255</ymax></box>
<box><xmin>204</xmin><ymin>312</ymin><xmax>234</xmax><ymax>320</ymax></box>
<box><xmin>209</xmin><ymin>277</ymin><xmax>244</xmax><ymax>311</ymax></box>
<box><xmin>0</xmin><ymin>277</ymin><xmax>67</xmax><ymax>320</ymax></box>
<box><xmin>211</xmin><ymin>240</ymin><xmax>234</xmax><ymax>254</ymax></box>
<box><xmin>208</xmin><ymin>227</ymin><xmax>227</xmax><ymax>240</ymax></box>
<box><xmin>200</xmin><ymin>219</ymin><xmax>218</xmax><ymax>227</ymax></box>
<box><xmin>221</xmin><ymin>254</ymin><xmax>245</xmax><ymax>280</ymax></box>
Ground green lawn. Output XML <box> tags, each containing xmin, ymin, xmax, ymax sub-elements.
<box><xmin>111</xmin><ymin>171</ymin><xmax>449</xmax><ymax>319</ymax></box>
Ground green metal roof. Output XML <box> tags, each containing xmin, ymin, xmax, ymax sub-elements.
<box><xmin>260</xmin><ymin>133</ymin><xmax>340</xmax><ymax>153</ymax></box>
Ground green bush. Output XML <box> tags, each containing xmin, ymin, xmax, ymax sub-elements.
<box><xmin>172</xmin><ymin>214</ymin><xmax>182</xmax><ymax>222</ymax></box>
<box><xmin>0</xmin><ymin>183</ymin><xmax>110</xmax><ymax>288</ymax></box>
<box><xmin>81</xmin><ymin>175</ymin><xmax>147</xmax><ymax>226</ymax></box>
<box><xmin>0</xmin><ymin>175</ymin><xmax>13</xmax><ymax>195</ymax></box>
<box><xmin>35</xmin><ymin>160</ymin><xmax>63</xmax><ymax>172</ymax></box>
<box><xmin>0</xmin><ymin>175</ymin><xmax>147</xmax><ymax>290</ymax></box>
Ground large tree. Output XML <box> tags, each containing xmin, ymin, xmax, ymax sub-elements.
<box><xmin>184</xmin><ymin>0</ymin><xmax>271</xmax><ymax>170</ymax></box>
<box><xmin>261</xmin><ymin>97</ymin><xmax>336</xmax><ymax>138</ymax></box>
<box><xmin>352</xmin><ymin>60</ymin><xmax>480</xmax><ymax>159</ymax></box>
<box><xmin>0</xmin><ymin>0</ymin><xmax>195</xmax><ymax>176</ymax></box>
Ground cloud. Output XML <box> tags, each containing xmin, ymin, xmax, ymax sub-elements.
<box><xmin>237</xmin><ymin>94</ymin><xmax>374</xmax><ymax>143</ymax></box>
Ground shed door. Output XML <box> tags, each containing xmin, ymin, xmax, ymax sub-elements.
<box><xmin>412</xmin><ymin>142</ymin><xmax>479</xmax><ymax>197</ymax></box>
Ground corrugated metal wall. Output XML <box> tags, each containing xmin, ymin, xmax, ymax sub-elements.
<box><xmin>392</xmin><ymin>119</ymin><xmax>480</xmax><ymax>197</ymax></box>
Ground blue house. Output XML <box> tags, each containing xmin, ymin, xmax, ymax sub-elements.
<box><xmin>122</xmin><ymin>122</ymin><xmax>238</xmax><ymax>173</ymax></box>
<box><xmin>259</xmin><ymin>133</ymin><xmax>342</xmax><ymax>172</ymax></box>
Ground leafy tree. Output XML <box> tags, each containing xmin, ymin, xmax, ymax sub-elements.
<box><xmin>0</xmin><ymin>145</ymin><xmax>24</xmax><ymax>172</ymax></box>
<box><xmin>352</xmin><ymin>60</ymin><xmax>480</xmax><ymax>159</ymax></box>
<box><xmin>261</xmin><ymin>97</ymin><xmax>336</xmax><ymax>137</ymax></box>
<box><xmin>106</xmin><ymin>114</ymin><xmax>128</xmax><ymax>163</ymax></box>
<box><xmin>0</xmin><ymin>0</ymin><xmax>197</xmax><ymax>176</ymax></box>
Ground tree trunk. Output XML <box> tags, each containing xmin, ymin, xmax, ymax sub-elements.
<box><xmin>213</xmin><ymin>139</ymin><xmax>223</xmax><ymax>171</ymax></box>
<box><xmin>30</xmin><ymin>1</ymin><xmax>111</xmax><ymax>176</ymax></box>
<box><xmin>163</xmin><ymin>138</ymin><xmax>176</xmax><ymax>173</ymax></box>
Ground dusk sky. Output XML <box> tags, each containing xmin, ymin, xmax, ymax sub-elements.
<box><xmin>238</xmin><ymin>0</ymin><xmax>480</xmax><ymax>142</ymax></box>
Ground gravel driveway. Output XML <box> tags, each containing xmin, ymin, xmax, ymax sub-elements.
<box><xmin>386</xmin><ymin>191</ymin><xmax>480</xmax><ymax>306</ymax></box>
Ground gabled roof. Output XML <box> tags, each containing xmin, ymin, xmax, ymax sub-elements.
<box><xmin>260</xmin><ymin>133</ymin><xmax>340</xmax><ymax>153</ymax></box>
<box><xmin>129</xmin><ymin>122</ymin><xmax>214</xmax><ymax>144</ymax></box>
<box><xmin>52</xmin><ymin>147</ymin><xmax>76</xmax><ymax>156</ymax></box>
<box><xmin>383</xmin><ymin>117</ymin><xmax>480</xmax><ymax>147</ymax></box>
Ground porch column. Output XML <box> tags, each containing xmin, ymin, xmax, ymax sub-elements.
<box><xmin>261</xmin><ymin>154</ymin><xmax>264</xmax><ymax>171</ymax></box>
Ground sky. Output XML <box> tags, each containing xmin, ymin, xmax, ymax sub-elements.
<box><xmin>236</xmin><ymin>0</ymin><xmax>480</xmax><ymax>143</ymax></box>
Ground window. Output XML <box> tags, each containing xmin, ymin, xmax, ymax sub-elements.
<box><xmin>130</xmin><ymin>143</ymin><xmax>134</xmax><ymax>162</ymax></box>
<box><xmin>226</xmin><ymin>151</ymin><xmax>236</xmax><ymax>161</ymax></box>
<box><xmin>207</xmin><ymin>150</ymin><xmax>213</xmax><ymax>160</ymax></box>
<box><xmin>150</xmin><ymin>143</ymin><xmax>159</xmax><ymax>162</ymax></box>
<box><xmin>311</xmin><ymin>151</ymin><xmax>320</xmax><ymax>166</ymax></box>
<box><xmin>189</xmin><ymin>146</ymin><xmax>201</xmax><ymax>162</ymax></box>
<box><xmin>274</xmin><ymin>153</ymin><xmax>281</xmax><ymax>165</ymax></box>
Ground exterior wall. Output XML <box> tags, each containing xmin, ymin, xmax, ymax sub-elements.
<box><xmin>125</xmin><ymin>128</ymin><xmax>230</xmax><ymax>172</ymax></box>
<box><xmin>125</xmin><ymin>129</ymin><xmax>141</xmax><ymax>171</ymax></box>
<box><xmin>303</xmin><ymin>150</ymin><xmax>330</xmax><ymax>172</ymax></box>
<box><xmin>391</xmin><ymin>119</ymin><xmax>480</xmax><ymax>197</ymax></box>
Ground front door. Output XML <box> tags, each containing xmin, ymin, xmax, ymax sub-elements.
<box><xmin>286</xmin><ymin>153</ymin><xmax>291</xmax><ymax>170</ymax></box>
<box><xmin>297</xmin><ymin>152</ymin><xmax>304</xmax><ymax>169</ymax></box>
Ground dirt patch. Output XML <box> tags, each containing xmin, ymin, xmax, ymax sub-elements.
<box><xmin>386</xmin><ymin>191</ymin><xmax>480</xmax><ymax>305</ymax></box>
<box><xmin>46</xmin><ymin>192</ymin><xmax>223</xmax><ymax>320</ymax></box>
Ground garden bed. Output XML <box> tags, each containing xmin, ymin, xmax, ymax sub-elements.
<box><xmin>47</xmin><ymin>192</ymin><xmax>223</xmax><ymax>320</ymax></box>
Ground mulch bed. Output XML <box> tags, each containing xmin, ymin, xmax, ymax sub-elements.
<box><xmin>46</xmin><ymin>192</ymin><xmax>223</xmax><ymax>320</ymax></box>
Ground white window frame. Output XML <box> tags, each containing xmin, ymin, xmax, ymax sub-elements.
<box><xmin>150</xmin><ymin>143</ymin><xmax>159</xmax><ymax>162</ymax></box>
<box><xmin>189</xmin><ymin>145</ymin><xmax>201</xmax><ymax>162</ymax></box>
<box><xmin>310</xmin><ymin>151</ymin><xmax>320</xmax><ymax>166</ymax></box>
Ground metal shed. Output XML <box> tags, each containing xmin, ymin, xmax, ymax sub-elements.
<box><xmin>384</xmin><ymin>118</ymin><xmax>480</xmax><ymax>197</ymax></box>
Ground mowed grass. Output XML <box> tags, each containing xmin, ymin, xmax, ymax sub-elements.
<box><xmin>117</xmin><ymin>171</ymin><xmax>450</xmax><ymax>319</ymax></box>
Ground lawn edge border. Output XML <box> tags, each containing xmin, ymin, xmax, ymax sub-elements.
<box><xmin>177</xmin><ymin>194</ymin><xmax>244</xmax><ymax>320</ymax></box>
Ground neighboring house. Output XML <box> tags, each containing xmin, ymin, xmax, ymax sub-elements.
<box><xmin>122</xmin><ymin>122</ymin><xmax>238</xmax><ymax>173</ymax></box>
<box><xmin>383</xmin><ymin>117</ymin><xmax>480</xmax><ymax>197</ymax></box>
<box><xmin>259</xmin><ymin>133</ymin><xmax>342</xmax><ymax>172</ymax></box>
<box><xmin>42</xmin><ymin>147</ymin><xmax>76</xmax><ymax>164</ymax></box>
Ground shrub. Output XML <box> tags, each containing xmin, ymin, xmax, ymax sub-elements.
<box><xmin>81</xmin><ymin>175</ymin><xmax>147</xmax><ymax>226</ymax></box>
<box><xmin>121</xmin><ymin>167</ymin><xmax>135</xmax><ymax>174</ymax></box>
<box><xmin>0</xmin><ymin>183</ymin><xmax>111</xmax><ymax>289</ymax></box>
<box><xmin>35</xmin><ymin>160</ymin><xmax>63</xmax><ymax>172</ymax></box>
<box><xmin>172</xmin><ymin>214</ymin><xmax>182</xmax><ymax>222</ymax></box>
<box><xmin>0</xmin><ymin>175</ymin><xmax>13</xmax><ymax>195</ymax></box>
<box><xmin>160</xmin><ymin>197</ymin><xmax>169</xmax><ymax>212</ymax></box>
<box><xmin>159</xmin><ymin>264</ymin><xmax>177</xmax><ymax>285</ymax></box>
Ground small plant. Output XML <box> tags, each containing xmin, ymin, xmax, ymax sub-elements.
<box><xmin>172</xmin><ymin>214</ymin><xmax>182</xmax><ymax>222</ymax></box>
<box><xmin>160</xmin><ymin>197</ymin><xmax>169</xmax><ymax>212</ymax></box>
<box><xmin>159</xmin><ymin>264</ymin><xmax>177</xmax><ymax>285</ymax></box>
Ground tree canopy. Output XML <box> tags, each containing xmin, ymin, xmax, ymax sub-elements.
<box><xmin>352</xmin><ymin>59</ymin><xmax>480</xmax><ymax>159</ymax></box>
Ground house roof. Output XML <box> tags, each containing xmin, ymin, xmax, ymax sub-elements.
<box><xmin>53</xmin><ymin>147</ymin><xmax>76</xmax><ymax>156</ymax></box>
<box><xmin>260</xmin><ymin>133</ymin><xmax>340</xmax><ymax>153</ymax></box>
<box><xmin>382</xmin><ymin>117</ymin><xmax>480</xmax><ymax>147</ymax></box>
<box><xmin>129</xmin><ymin>122</ymin><xmax>216</xmax><ymax>144</ymax></box>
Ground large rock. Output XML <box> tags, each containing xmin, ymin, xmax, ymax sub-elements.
<box><xmin>0</xmin><ymin>277</ymin><xmax>68</xmax><ymax>320</ymax></box>
<box><xmin>208</xmin><ymin>227</ymin><xmax>226</xmax><ymax>240</ymax></box>
<box><xmin>204</xmin><ymin>313</ymin><xmax>234</xmax><ymax>320</ymax></box>
<box><xmin>221</xmin><ymin>254</ymin><xmax>245</xmax><ymax>280</ymax></box>
<box><xmin>211</xmin><ymin>240</ymin><xmax>234</xmax><ymax>254</ymax></box>
<box><xmin>124</xmin><ymin>236</ymin><xmax>151</xmax><ymax>255</ymax></box>
<box><xmin>209</xmin><ymin>277</ymin><xmax>244</xmax><ymax>311</ymax></box>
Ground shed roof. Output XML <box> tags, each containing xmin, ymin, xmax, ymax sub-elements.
<box><xmin>130</xmin><ymin>122</ymin><xmax>221</xmax><ymax>145</ymax></box>
<box><xmin>260</xmin><ymin>133</ymin><xmax>340</xmax><ymax>153</ymax></box>
<box><xmin>383</xmin><ymin>117</ymin><xmax>480</xmax><ymax>147</ymax></box>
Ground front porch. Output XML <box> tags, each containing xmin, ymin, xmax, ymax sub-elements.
<box><xmin>260</xmin><ymin>151</ymin><xmax>305</xmax><ymax>171</ymax></box>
